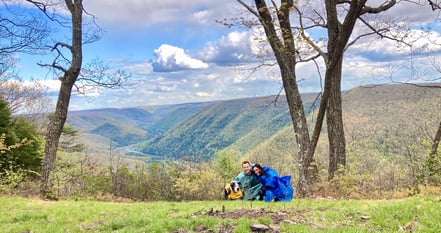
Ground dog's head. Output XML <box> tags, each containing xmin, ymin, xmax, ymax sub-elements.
<box><xmin>224</xmin><ymin>181</ymin><xmax>243</xmax><ymax>200</ymax></box>
<box><xmin>230</xmin><ymin>181</ymin><xmax>241</xmax><ymax>193</ymax></box>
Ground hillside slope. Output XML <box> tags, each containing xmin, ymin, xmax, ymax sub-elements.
<box><xmin>67</xmin><ymin>83</ymin><xmax>440</xmax><ymax>169</ymax></box>
<box><xmin>137</xmin><ymin>96</ymin><xmax>292</xmax><ymax>160</ymax></box>
<box><xmin>67</xmin><ymin>94</ymin><xmax>318</xmax><ymax>160</ymax></box>
<box><xmin>244</xmin><ymin>83</ymin><xmax>441</xmax><ymax>179</ymax></box>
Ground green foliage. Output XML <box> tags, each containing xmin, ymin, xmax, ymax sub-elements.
<box><xmin>0</xmin><ymin>97</ymin><xmax>12</xmax><ymax>146</ymax></box>
<box><xmin>52</xmin><ymin>152</ymin><xmax>111</xmax><ymax>198</ymax></box>
<box><xmin>91</xmin><ymin>122</ymin><xmax>146</xmax><ymax>146</ymax></box>
<box><xmin>0</xmin><ymin>134</ymin><xmax>6</xmax><ymax>153</ymax></box>
<box><xmin>419</xmin><ymin>140</ymin><xmax>441</xmax><ymax>184</ymax></box>
<box><xmin>8</xmin><ymin>116</ymin><xmax>43</xmax><ymax>171</ymax></box>
<box><xmin>211</xmin><ymin>148</ymin><xmax>242</xmax><ymax>182</ymax></box>
<box><xmin>67</xmin><ymin>94</ymin><xmax>318</xmax><ymax>162</ymax></box>
<box><xmin>137</xmin><ymin>96</ymin><xmax>297</xmax><ymax>160</ymax></box>
<box><xmin>0</xmin><ymin>165</ymin><xmax>26</xmax><ymax>192</ymax></box>
<box><xmin>173</xmin><ymin>165</ymin><xmax>224</xmax><ymax>201</ymax></box>
<box><xmin>59</xmin><ymin>125</ymin><xmax>84</xmax><ymax>153</ymax></box>
<box><xmin>49</xmin><ymin>148</ymin><xmax>225</xmax><ymax>201</ymax></box>
<box><xmin>0</xmin><ymin>97</ymin><xmax>43</xmax><ymax>193</ymax></box>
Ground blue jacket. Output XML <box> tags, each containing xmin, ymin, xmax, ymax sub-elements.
<box><xmin>257</xmin><ymin>166</ymin><xmax>294</xmax><ymax>202</ymax></box>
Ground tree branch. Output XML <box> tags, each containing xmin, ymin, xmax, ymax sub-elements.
<box><xmin>428</xmin><ymin>0</ymin><xmax>441</xmax><ymax>10</ymax></box>
<box><xmin>361</xmin><ymin>0</ymin><xmax>397</xmax><ymax>14</ymax></box>
<box><xmin>357</xmin><ymin>16</ymin><xmax>411</xmax><ymax>46</ymax></box>
<box><xmin>236</xmin><ymin>0</ymin><xmax>260</xmax><ymax>18</ymax></box>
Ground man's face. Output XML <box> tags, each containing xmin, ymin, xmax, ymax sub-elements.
<box><xmin>242</xmin><ymin>163</ymin><xmax>251</xmax><ymax>175</ymax></box>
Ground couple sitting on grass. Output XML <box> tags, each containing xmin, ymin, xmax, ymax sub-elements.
<box><xmin>226</xmin><ymin>161</ymin><xmax>294</xmax><ymax>202</ymax></box>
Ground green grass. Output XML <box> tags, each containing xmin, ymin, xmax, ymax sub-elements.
<box><xmin>1</xmin><ymin>196</ymin><xmax>440</xmax><ymax>232</ymax></box>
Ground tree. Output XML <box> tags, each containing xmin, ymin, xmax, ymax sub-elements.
<box><xmin>431</xmin><ymin>121</ymin><xmax>441</xmax><ymax>156</ymax></box>
<box><xmin>236</xmin><ymin>0</ymin><xmax>436</xmax><ymax>196</ymax></box>
<box><xmin>23</xmin><ymin>0</ymin><xmax>127</xmax><ymax>199</ymax></box>
<box><xmin>0</xmin><ymin>1</ymin><xmax>49</xmax><ymax>55</ymax></box>
<box><xmin>427</xmin><ymin>56</ymin><xmax>441</xmax><ymax>156</ymax></box>
<box><xmin>0</xmin><ymin>97</ymin><xmax>43</xmax><ymax>175</ymax></box>
<box><xmin>321</xmin><ymin>0</ymin><xmax>399</xmax><ymax>180</ymax></box>
<box><xmin>1</xmin><ymin>1</ymin><xmax>51</xmax><ymax>116</ymax></box>
<box><xmin>0</xmin><ymin>96</ymin><xmax>12</xmax><ymax>146</ymax></box>
<box><xmin>237</xmin><ymin>0</ymin><xmax>322</xmax><ymax>197</ymax></box>
<box><xmin>212</xmin><ymin>148</ymin><xmax>241</xmax><ymax>182</ymax></box>
<box><xmin>428</xmin><ymin>0</ymin><xmax>441</xmax><ymax>10</ymax></box>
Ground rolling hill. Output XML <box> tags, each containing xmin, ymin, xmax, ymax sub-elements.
<box><xmin>67</xmin><ymin>94</ymin><xmax>319</xmax><ymax>160</ymax></box>
<box><xmin>67</xmin><ymin>83</ymin><xmax>441</xmax><ymax>168</ymax></box>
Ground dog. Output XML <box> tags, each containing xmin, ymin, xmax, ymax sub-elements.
<box><xmin>224</xmin><ymin>181</ymin><xmax>242</xmax><ymax>200</ymax></box>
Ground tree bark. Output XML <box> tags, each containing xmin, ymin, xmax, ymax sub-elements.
<box><xmin>40</xmin><ymin>81</ymin><xmax>74</xmax><ymax>198</ymax></box>
<box><xmin>323</xmin><ymin>0</ymin><xmax>366</xmax><ymax>181</ymax></box>
<box><xmin>431</xmin><ymin>121</ymin><xmax>441</xmax><ymax>156</ymax></box>
<box><xmin>251</xmin><ymin>0</ymin><xmax>320</xmax><ymax>197</ymax></box>
<box><xmin>238</xmin><ymin>0</ymin><xmax>400</xmax><ymax>195</ymax></box>
<box><xmin>326</xmin><ymin>57</ymin><xmax>346</xmax><ymax>180</ymax></box>
<box><xmin>40</xmin><ymin>0</ymin><xmax>83</xmax><ymax>199</ymax></box>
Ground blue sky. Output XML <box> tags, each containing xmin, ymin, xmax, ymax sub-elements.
<box><xmin>5</xmin><ymin>0</ymin><xmax>441</xmax><ymax>111</ymax></box>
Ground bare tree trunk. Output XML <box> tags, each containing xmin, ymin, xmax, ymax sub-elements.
<box><xmin>40</xmin><ymin>81</ymin><xmax>74</xmax><ymax>198</ymax></box>
<box><xmin>327</xmin><ymin>57</ymin><xmax>346</xmax><ymax>180</ymax></box>
<box><xmin>40</xmin><ymin>0</ymin><xmax>83</xmax><ymax>199</ymax></box>
<box><xmin>323</xmin><ymin>0</ymin><xmax>364</xmax><ymax>181</ymax></box>
<box><xmin>431</xmin><ymin>121</ymin><xmax>441</xmax><ymax>156</ymax></box>
<box><xmin>250</xmin><ymin>0</ymin><xmax>321</xmax><ymax>197</ymax></box>
<box><xmin>280</xmin><ymin>65</ymin><xmax>317</xmax><ymax>197</ymax></box>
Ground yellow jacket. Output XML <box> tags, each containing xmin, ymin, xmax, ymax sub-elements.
<box><xmin>225</xmin><ymin>183</ymin><xmax>243</xmax><ymax>200</ymax></box>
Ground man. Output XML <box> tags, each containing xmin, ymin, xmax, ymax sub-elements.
<box><xmin>227</xmin><ymin>161</ymin><xmax>263</xmax><ymax>200</ymax></box>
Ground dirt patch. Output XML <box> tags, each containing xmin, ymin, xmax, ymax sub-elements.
<box><xmin>186</xmin><ymin>207</ymin><xmax>306</xmax><ymax>233</ymax></box>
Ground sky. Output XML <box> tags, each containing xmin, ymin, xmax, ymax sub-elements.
<box><xmin>4</xmin><ymin>0</ymin><xmax>441</xmax><ymax>111</ymax></box>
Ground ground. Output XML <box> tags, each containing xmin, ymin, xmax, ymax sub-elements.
<box><xmin>170</xmin><ymin>207</ymin><xmax>303</xmax><ymax>233</ymax></box>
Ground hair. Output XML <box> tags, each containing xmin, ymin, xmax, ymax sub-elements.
<box><xmin>242</xmin><ymin>161</ymin><xmax>250</xmax><ymax>165</ymax></box>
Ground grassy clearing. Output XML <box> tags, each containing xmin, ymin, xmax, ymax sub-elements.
<box><xmin>1</xmin><ymin>195</ymin><xmax>440</xmax><ymax>233</ymax></box>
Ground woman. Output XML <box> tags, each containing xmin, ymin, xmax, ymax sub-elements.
<box><xmin>253</xmin><ymin>163</ymin><xmax>294</xmax><ymax>202</ymax></box>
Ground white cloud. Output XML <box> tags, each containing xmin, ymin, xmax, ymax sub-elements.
<box><xmin>196</xmin><ymin>92</ymin><xmax>211</xmax><ymax>97</ymax></box>
<box><xmin>152</xmin><ymin>44</ymin><xmax>209</xmax><ymax>72</ymax></box>
<box><xmin>74</xmin><ymin>63</ymin><xmax>283</xmax><ymax>111</ymax></box>
<box><xmin>199</xmin><ymin>30</ymin><xmax>259</xmax><ymax>65</ymax></box>
<box><xmin>381</xmin><ymin>1</ymin><xmax>440</xmax><ymax>25</ymax></box>
<box><xmin>83</xmin><ymin>0</ymin><xmax>237</xmax><ymax>28</ymax></box>
<box><xmin>349</xmin><ymin>29</ymin><xmax>441</xmax><ymax>60</ymax></box>
<box><xmin>7</xmin><ymin>0</ymin><xmax>441</xmax><ymax>112</ymax></box>
<box><xmin>28</xmin><ymin>79</ymin><xmax>60</xmax><ymax>93</ymax></box>
<box><xmin>122</xmin><ymin>62</ymin><xmax>154</xmax><ymax>75</ymax></box>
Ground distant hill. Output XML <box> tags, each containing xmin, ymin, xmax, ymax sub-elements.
<box><xmin>67</xmin><ymin>94</ymin><xmax>319</xmax><ymax>160</ymax></box>
<box><xmin>67</xmin><ymin>83</ymin><xmax>441</xmax><ymax>167</ymax></box>
<box><xmin>244</xmin><ymin>83</ymin><xmax>441</xmax><ymax>177</ymax></box>
<box><xmin>68</xmin><ymin>108</ymin><xmax>150</xmax><ymax>147</ymax></box>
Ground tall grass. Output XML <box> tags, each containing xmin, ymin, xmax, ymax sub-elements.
<box><xmin>1</xmin><ymin>195</ymin><xmax>440</xmax><ymax>232</ymax></box>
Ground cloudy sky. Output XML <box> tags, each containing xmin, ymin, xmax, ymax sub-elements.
<box><xmin>7</xmin><ymin>0</ymin><xmax>441</xmax><ymax>111</ymax></box>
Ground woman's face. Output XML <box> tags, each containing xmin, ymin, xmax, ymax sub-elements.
<box><xmin>253</xmin><ymin>167</ymin><xmax>261</xmax><ymax>176</ymax></box>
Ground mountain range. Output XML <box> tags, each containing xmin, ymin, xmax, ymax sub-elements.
<box><xmin>66</xmin><ymin>83</ymin><xmax>441</xmax><ymax>164</ymax></box>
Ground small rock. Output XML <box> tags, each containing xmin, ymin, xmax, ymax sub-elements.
<box><xmin>283</xmin><ymin>219</ymin><xmax>296</xmax><ymax>224</ymax></box>
<box><xmin>251</xmin><ymin>223</ymin><xmax>270</xmax><ymax>232</ymax></box>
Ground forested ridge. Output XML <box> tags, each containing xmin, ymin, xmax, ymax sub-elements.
<box><xmin>67</xmin><ymin>84</ymin><xmax>440</xmax><ymax>164</ymax></box>
<box><xmin>67</xmin><ymin>94</ymin><xmax>319</xmax><ymax>159</ymax></box>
